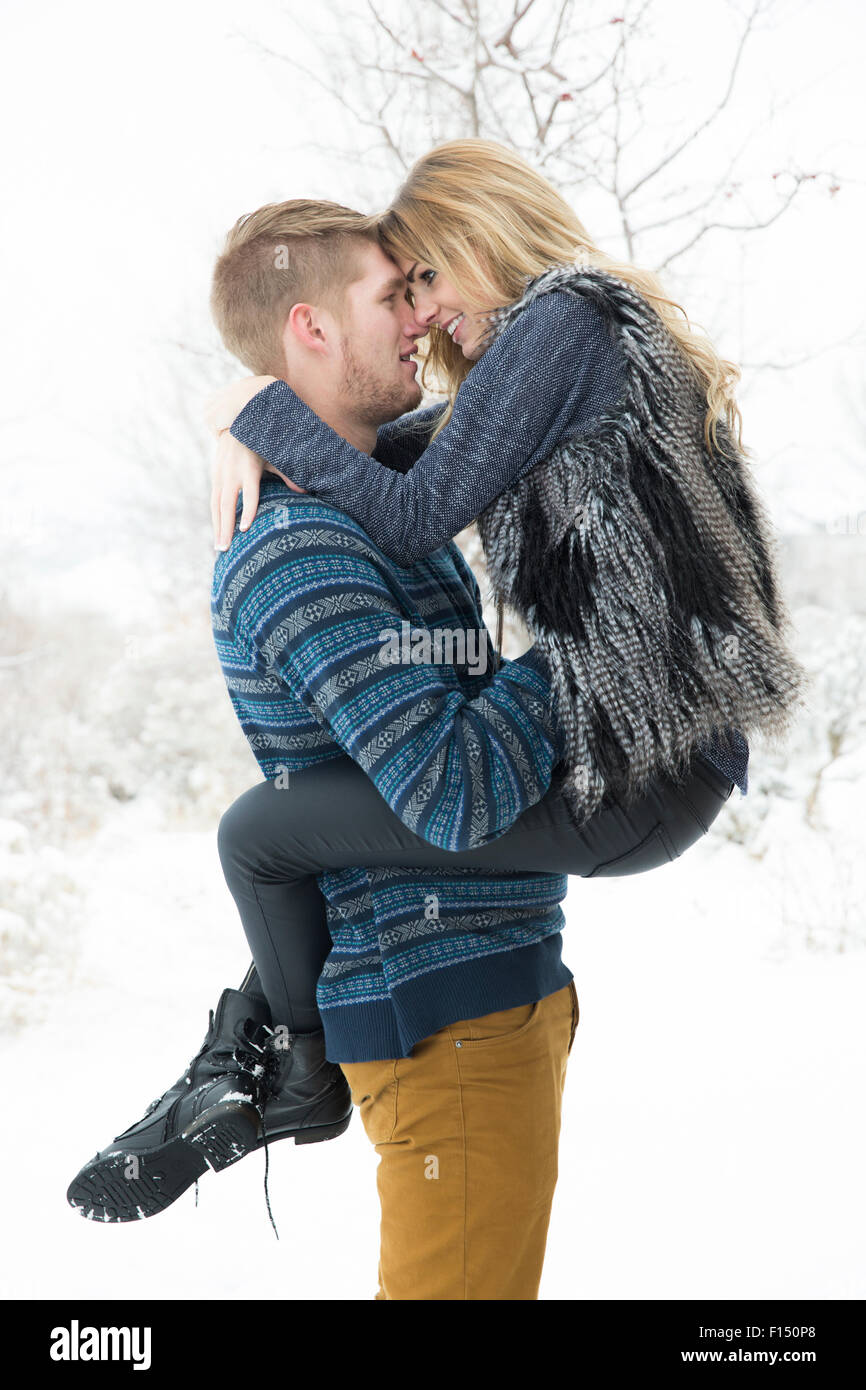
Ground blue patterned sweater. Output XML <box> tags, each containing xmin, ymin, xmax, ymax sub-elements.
<box><xmin>212</xmin><ymin>473</ymin><xmax>574</xmax><ymax>1063</ymax></box>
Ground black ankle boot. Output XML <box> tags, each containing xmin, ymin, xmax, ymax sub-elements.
<box><xmin>257</xmin><ymin>1026</ymin><xmax>352</xmax><ymax>1147</ymax></box>
<box><xmin>67</xmin><ymin>988</ymin><xmax>272</xmax><ymax>1223</ymax></box>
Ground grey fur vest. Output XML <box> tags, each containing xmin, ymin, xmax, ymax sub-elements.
<box><xmin>475</xmin><ymin>263</ymin><xmax>805</xmax><ymax>824</ymax></box>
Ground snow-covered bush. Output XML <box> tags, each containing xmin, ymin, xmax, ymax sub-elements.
<box><xmin>706</xmin><ymin>603</ymin><xmax>866</xmax><ymax>951</ymax></box>
<box><xmin>0</xmin><ymin>591</ymin><xmax>256</xmax><ymax>1025</ymax></box>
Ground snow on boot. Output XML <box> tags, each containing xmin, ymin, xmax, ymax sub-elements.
<box><xmin>67</xmin><ymin>988</ymin><xmax>272</xmax><ymax>1223</ymax></box>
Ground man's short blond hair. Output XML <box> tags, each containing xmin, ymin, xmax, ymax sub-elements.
<box><xmin>210</xmin><ymin>200</ymin><xmax>380</xmax><ymax>375</ymax></box>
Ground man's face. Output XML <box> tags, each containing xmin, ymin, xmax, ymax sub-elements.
<box><xmin>336</xmin><ymin>242</ymin><xmax>426</xmax><ymax>427</ymax></box>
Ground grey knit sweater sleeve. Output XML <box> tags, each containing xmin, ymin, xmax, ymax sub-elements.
<box><xmin>230</xmin><ymin>290</ymin><xmax>626</xmax><ymax>564</ymax></box>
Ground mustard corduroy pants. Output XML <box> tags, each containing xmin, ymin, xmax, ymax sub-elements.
<box><xmin>340</xmin><ymin>979</ymin><xmax>579</xmax><ymax>1300</ymax></box>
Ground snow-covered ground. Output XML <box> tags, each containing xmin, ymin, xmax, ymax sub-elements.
<box><xmin>1</xmin><ymin>783</ymin><xmax>863</xmax><ymax>1303</ymax></box>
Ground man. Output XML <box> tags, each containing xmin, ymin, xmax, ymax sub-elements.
<box><xmin>67</xmin><ymin>201</ymin><xmax>578</xmax><ymax>1300</ymax></box>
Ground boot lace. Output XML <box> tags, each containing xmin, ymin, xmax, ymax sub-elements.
<box><xmin>216</xmin><ymin>1018</ymin><xmax>282</xmax><ymax>1240</ymax></box>
<box><xmin>143</xmin><ymin>1012</ymin><xmax>286</xmax><ymax>1239</ymax></box>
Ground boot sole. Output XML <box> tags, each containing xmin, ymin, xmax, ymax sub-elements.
<box><xmin>67</xmin><ymin>1101</ymin><xmax>261</xmax><ymax>1224</ymax></box>
<box><xmin>67</xmin><ymin>1137</ymin><xmax>209</xmax><ymax>1223</ymax></box>
<box><xmin>68</xmin><ymin>1104</ymin><xmax>353</xmax><ymax>1223</ymax></box>
<box><xmin>183</xmin><ymin>1100</ymin><xmax>262</xmax><ymax>1169</ymax></box>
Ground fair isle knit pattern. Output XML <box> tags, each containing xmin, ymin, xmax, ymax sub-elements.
<box><xmin>211</xmin><ymin>476</ymin><xmax>572</xmax><ymax>1062</ymax></box>
<box><xmin>474</xmin><ymin>264</ymin><xmax>806</xmax><ymax>825</ymax></box>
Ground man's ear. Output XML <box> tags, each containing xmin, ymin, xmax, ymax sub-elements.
<box><xmin>283</xmin><ymin>302</ymin><xmax>333</xmax><ymax>359</ymax></box>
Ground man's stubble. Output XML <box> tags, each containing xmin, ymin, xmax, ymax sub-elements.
<box><xmin>339</xmin><ymin>333</ymin><xmax>421</xmax><ymax>430</ymax></box>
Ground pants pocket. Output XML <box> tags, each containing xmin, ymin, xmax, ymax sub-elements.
<box><xmin>584</xmin><ymin>822</ymin><xmax>677</xmax><ymax>878</ymax></box>
<box><xmin>568</xmin><ymin>981</ymin><xmax>579</xmax><ymax>1055</ymax></box>
<box><xmin>447</xmin><ymin>998</ymin><xmax>539</xmax><ymax>1049</ymax></box>
<box><xmin>339</xmin><ymin>1059</ymin><xmax>398</xmax><ymax>1145</ymax></box>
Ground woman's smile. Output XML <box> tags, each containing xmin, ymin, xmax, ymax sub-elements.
<box><xmin>397</xmin><ymin>257</ymin><xmax>486</xmax><ymax>359</ymax></box>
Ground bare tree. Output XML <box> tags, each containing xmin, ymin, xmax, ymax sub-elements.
<box><xmin>233</xmin><ymin>0</ymin><xmax>842</xmax><ymax>651</ymax></box>
<box><xmin>137</xmin><ymin>0</ymin><xmax>846</xmax><ymax>654</ymax></box>
<box><xmin>249</xmin><ymin>0</ymin><xmax>841</xmax><ymax>273</ymax></box>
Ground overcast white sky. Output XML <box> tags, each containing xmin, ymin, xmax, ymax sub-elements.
<box><xmin>1</xmin><ymin>0</ymin><xmax>864</xmax><ymax>614</ymax></box>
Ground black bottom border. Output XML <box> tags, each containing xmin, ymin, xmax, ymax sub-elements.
<box><xmin>4</xmin><ymin>1296</ymin><xmax>861</xmax><ymax>1371</ymax></box>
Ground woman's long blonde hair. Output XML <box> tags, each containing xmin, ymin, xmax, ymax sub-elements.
<box><xmin>377</xmin><ymin>139</ymin><xmax>747</xmax><ymax>457</ymax></box>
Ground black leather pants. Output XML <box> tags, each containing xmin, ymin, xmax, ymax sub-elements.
<box><xmin>217</xmin><ymin>752</ymin><xmax>734</xmax><ymax>1032</ymax></box>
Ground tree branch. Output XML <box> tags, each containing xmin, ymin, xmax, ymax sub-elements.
<box><xmin>622</xmin><ymin>0</ymin><xmax>765</xmax><ymax>203</ymax></box>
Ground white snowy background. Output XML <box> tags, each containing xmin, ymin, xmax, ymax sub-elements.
<box><xmin>0</xmin><ymin>0</ymin><xmax>864</xmax><ymax>1301</ymax></box>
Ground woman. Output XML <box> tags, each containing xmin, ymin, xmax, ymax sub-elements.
<box><xmin>203</xmin><ymin>140</ymin><xmax>803</xmax><ymax>1069</ymax></box>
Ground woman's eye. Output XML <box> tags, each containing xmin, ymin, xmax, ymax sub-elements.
<box><xmin>420</xmin><ymin>269</ymin><xmax>436</xmax><ymax>286</ymax></box>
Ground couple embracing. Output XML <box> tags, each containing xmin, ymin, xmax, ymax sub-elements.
<box><xmin>67</xmin><ymin>138</ymin><xmax>802</xmax><ymax>1301</ymax></box>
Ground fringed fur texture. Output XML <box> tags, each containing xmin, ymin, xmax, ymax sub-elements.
<box><xmin>476</xmin><ymin>264</ymin><xmax>806</xmax><ymax>825</ymax></box>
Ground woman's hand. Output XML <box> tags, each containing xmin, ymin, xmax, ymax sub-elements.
<box><xmin>211</xmin><ymin>431</ymin><xmax>307</xmax><ymax>551</ymax></box>
<box><xmin>204</xmin><ymin>375</ymin><xmax>278</xmax><ymax>437</ymax></box>
<box><xmin>212</xmin><ymin>432</ymin><xmax>265</xmax><ymax>550</ymax></box>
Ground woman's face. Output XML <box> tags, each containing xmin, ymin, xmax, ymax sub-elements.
<box><xmin>395</xmin><ymin>255</ymin><xmax>491</xmax><ymax>362</ymax></box>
